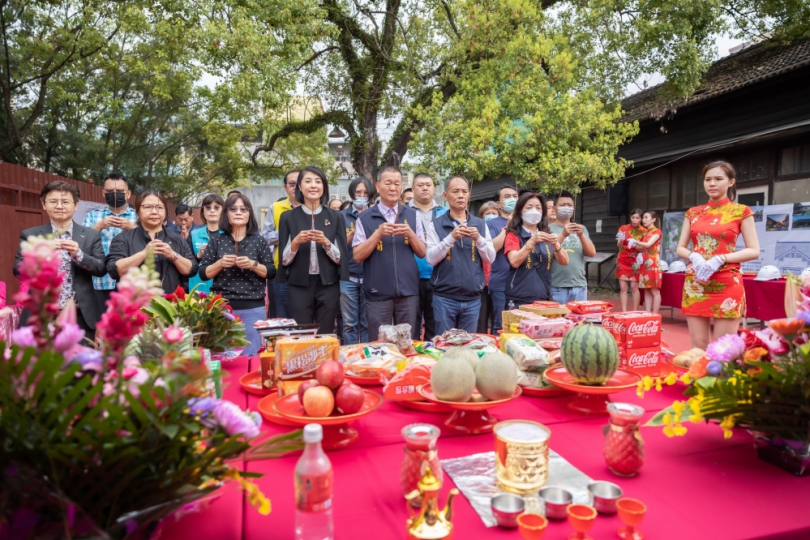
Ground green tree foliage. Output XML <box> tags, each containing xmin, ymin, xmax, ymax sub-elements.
<box><xmin>253</xmin><ymin>0</ymin><xmax>809</xmax><ymax>191</ymax></box>
<box><xmin>0</xmin><ymin>0</ymin><xmax>330</xmax><ymax>197</ymax></box>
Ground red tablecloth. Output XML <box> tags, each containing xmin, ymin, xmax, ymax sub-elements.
<box><xmin>658</xmin><ymin>273</ymin><xmax>787</xmax><ymax>321</ymax></box>
<box><xmin>163</xmin><ymin>357</ymin><xmax>810</xmax><ymax>540</ymax></box>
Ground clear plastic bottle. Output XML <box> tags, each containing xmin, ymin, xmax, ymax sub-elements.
<box><xmin>294</xmin><ymin>424</ymin><xmax>334</xmax><ymax>540</ymax></box>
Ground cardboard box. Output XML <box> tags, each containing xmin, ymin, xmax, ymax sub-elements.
<box><xmin>274</xmin><ymin>335</ymin><xmax>340</xmax><ymax>397</ymax></box>
<box><xmin>619</xmin><ymin>345</ymin><xmax>661</xmax><ymax>378</ymax></box>
<box><xmin>603</xmin><ymin>311</ymin><xmax>661</xmax><ymax>349</ymax></box>
<box><xmin>566</xmin><ymin>300</ymin><xmax>614</xmax><ymax>314</ymax></box>
<box><xmin>502</xmin><ymin>309</ymin><xmax>540</xmax><ymax>329</ymax></box>
<box><xmin>517</xmin><ymin>318</ymin><xmax>575</xmax><ymax>339</ymax></box>
<box><xmin>519</xmin><ymin>304</ymin><xmax>570</xmax><ymax>318</ymax></box>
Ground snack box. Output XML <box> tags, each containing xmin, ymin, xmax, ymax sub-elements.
<box><xmin>274</xmin><ymin>335</ymin><xmax>340</xmax><ymax>397</ymax></box>
<box><xmin>566</xmin><ymin>300</ymin><xmax>614</xmax><ymax>314</ymax></box>
<box><xmin>502</xmin><ymin>309</ymin><xmax>541</xmax><ymax>329</ymax></box>
<box><xmin>517</xmin><ymin>318</ymin><xmax>575</xmax><ymax>339</ymax></box>
<box><xmin>382</xmin><ymin>361</ymin><xmax>433</xmax><ymax>402</ymax></box>
<box><xmin>519</xmin><ymin>304</ymin><xmax>570</xmax><ymax>318</ymax></box>
<box><xmin>565</xmin><ymin>310</ymin><xmax>611</xmax><ymax>323</ymax></box>
<box><xmin>259</xmin><ymin>351</ymin><xmax>276</xmax><ymax>390</ymax></box>
<box><xmin>603</xmin><ymin>311</ymin><xmax>662</xmax><ymax>348</ymax></box>
<box><xmin>619</xmin><ymin>345</ymin><xmax>661</xmax><ymax>378</ymax></box>
<box><xmin>504</xmin><ymin>336</ymin><xmax>551</xmax><ymax>370</ymax></box>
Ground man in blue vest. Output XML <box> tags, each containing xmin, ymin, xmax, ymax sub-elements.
<box><xmin>408</xmin><ymin>172</ymin><xmax>447</xmax><ymax>339</ymax></box>
<box><xmin>340</xmin><ymin>176</ymin><xmax>375</xmax><ymax>344</ymax></box>
<box><xmin>487</xmin><ymin>184</ymin><xmax>518</xmax><ymax>334</ymax></box>
<box><xmin>425</xmin><ymin>176</ymin><xmax>496</xmax><ymax>336</ymax></box>
<box><xmin>353</xmin><ymin>166</ymin><xmax>426</xmax><ymax>341</ymax></box>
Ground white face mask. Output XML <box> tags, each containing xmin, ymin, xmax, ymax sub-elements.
<box><xmin>522</xmin><ymin>209</ymin><xmax>543</xmax><ymax>225</ymax></box>
<box><xmin>556</xmin><ymin>206</ymin><xmax>574</xmax><ymax>220</ymax></box>
<box><xmin>354</xmin><ymin>196</ymin><xmax>368</xmax><ymax>208</ymax></box>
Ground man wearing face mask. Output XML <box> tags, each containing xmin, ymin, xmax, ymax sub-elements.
<box><xmin>340</xmin><ymin>176</ymin><xmax>375</xmax><ymax>344</ymax></box>
<box><xmin>549</xmin><ymin>190</ymin><xmax>596</xmax><ymax>304</ymax></box>
<box><xmin>425</xmin><ymin>176</ymin><xmax>496</xmax><ymax>336</ymax></box>
<box><xmin>486</xmin><ymin>185</ymin><xmax>518</xmax><ymax>334</ymax></box>
<box><xmin>82</xmin><ymin>172</ymin><xmax>137</xmax><ymax>309</ymax></box>
<box><xmin>408</xmin><ymin>172</ymin><xmax>448</xmax><ymax>339</ymax></box>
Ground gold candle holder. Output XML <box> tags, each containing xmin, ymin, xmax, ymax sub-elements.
<box><xmin>494</xmin><ymin>420</ymin><xmax>551</xmax><ymax>495</ymax></box>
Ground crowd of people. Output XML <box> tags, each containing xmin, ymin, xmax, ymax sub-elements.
<box><xmin>14</xmin><ymin>160</ymin><xmax>756</xmax><ymax>354</ymax></box>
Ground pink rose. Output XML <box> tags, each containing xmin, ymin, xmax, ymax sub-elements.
<box><xmin>163</xmin><ymin>326</ymin><xmax>185</xmax><ymax>343</ymax></box>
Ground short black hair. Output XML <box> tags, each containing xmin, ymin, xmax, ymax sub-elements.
<box><xmin>283</xmin><ymin>169</ymin><xmax>300</xmax><ymax>185</ymax></box>
<box><xmin>175</xmin><ymin>203</ymin><xmax>192</xmax><ymax>216</ymax></box>
<box><xmin>103</xmin><ymin>172</ymin><xmax>128</xmax><ymax>188</ymax></box>
<box><xmin>402</xmin><ymin>187</ymin><xmax>413</xmax><ymax>194</ymax></box>
<box><xmin>294</xmin><ymin>166</ymin><xmax>330</xmax><ymax>207</ymax></box>
<box><xmin>220</xmin><ymin>193</ymin><xmax>259</xmax><ymax>235</ymax></box>
<box><xmin>412</xmin><ymin>172</ymin><xmax>433</xmax><ymax>184</ymax></box>
<box><xmin>444</xmin><ymin>175</ymin><xmax>469</xmax><ymax>192</ymax></box>
<box><xmin>41</xmin><ymin>181</ymin><xmax>80</xmax><ymax>204</ymax></box>
<box><xmin>348</xmin><ymin>176</ymin><xmax>375</xmax><ymax>201</ymax></box>
<box><xmin>339</xmin><ymin>200</ymin><xmax>351</xmax><ymax>211</ymax></box>
<box><xmin>227</xmin><ymin>190</ymin><xmax>242</xmax><ymax>197</ymax></box>
<box><xmin>498</xmin><ymin>184</ymin><xmax>518</xmax><ymax>197</ymax></box>
<box><xmin>376</xmin><ymin>165</ymin><xmax>402</xmax><ymax>183</ymax></box>
<box><xmin>555</xmin><ymin>189</ymin><xmax>575</xmax><ymax>204</ymax></box>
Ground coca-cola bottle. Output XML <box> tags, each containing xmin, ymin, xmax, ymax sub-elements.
<box><xmin>295</xmin><ymin>424</ymin><xmax>334</xmax><ymax>540</ymax></box>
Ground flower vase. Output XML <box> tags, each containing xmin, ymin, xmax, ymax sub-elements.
<box><xmin>753</xmin><ymin>432</ymin><xmax>810</xmax><ymax>477</ymax></box>
<box><xmin>401</xmin><ymin>424</ymin><xmax>442</xmax><ymax>506</ymax></box>
<box><xmin>604</xmin><ymin>403</ymin><xmax>645</xmax><ymax>477</ymax></box>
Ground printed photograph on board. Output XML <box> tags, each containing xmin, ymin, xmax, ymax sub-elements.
<box><xmin>766</xmin><ymin>213</ymin><xmax>790</xmax><ymax>231</ymax></box>
<box><xmin>791</xmin><ymin>202</ymin><xmax>810</xmax><ymax>229</ymax></box>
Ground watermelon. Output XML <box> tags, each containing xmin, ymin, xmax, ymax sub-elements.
<box><xmin>560</xmin><ymin>324</ymin><xmax>619</xmax><ymax>384</ymax></box>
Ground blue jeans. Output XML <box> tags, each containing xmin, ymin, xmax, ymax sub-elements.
<box><xmin>490</xmin><ymin>290</ymin><xmax>506</xmax><ymax>334</ymax></box>
<box><xmin>233</xmin><ymin>306</ymin><xmax>266</xmax><ymax>357</ymax></box>
<box><xmin>550</xmin><ymin>286</ymin><xmax>588</xmax><ymax>305</ymax></box>
<box><xmin>339</xmin><ymin>280</ymin><xmax>367</xmax><ymax>345</ymax></box>
<box><xmin>273</xmin><ymin>280</ymin><xmax>290</xmax><ymax>318</ymax></box>
<box><xmin>433</xmin><ymin>295</ymin><xmax>481</xmax><ymax>336</ymax></box>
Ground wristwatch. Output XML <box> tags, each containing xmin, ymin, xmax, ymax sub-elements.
<box><xmin>172</xmin><ymin>251</ymin><xmax>179</xmax><ymax>261</ymax></box>
<box><xmin>554</xmin><ymin>242</ymin><xmax>562</xmax><ymax>252</ymax></box>
<box><xmin>252</xmin><ymin>260</ymin><xmax>259</xmax><ymax>269</ymax></box>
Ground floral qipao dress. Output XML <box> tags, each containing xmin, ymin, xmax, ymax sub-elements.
<box><xmin>616</xmin><ymin>224</ymin><xmax>647</xmax><ymax>281</ymax></box>
<box><xmin>682</xmin><ymin>197</ymin><xmax>753</xmax><ymax>318</ymax></box>
<box><xmin>638</xmin><ymin>226</ymin><xmax>662</xmax><ymax>289</ymax></box>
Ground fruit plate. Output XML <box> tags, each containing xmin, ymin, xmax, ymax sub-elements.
<box><xmin>663</xmin><ymin>357</ymin><xmax>689</xmax><ymax>375</ymax></box>
<box><xmin>345</xmin><ymin>373</ymin><xmax>382</xmax><ymax>386</ymax></box>
<box><xmin>271</xmin><ymin>390</ymin><xmax>383</xmax><ymax>450</ymax></box>
<box><xmin>239</xmin><ymin>371</ymin><xmax>275</xmax><ymax>396</ymax></box>
<box><xmin>520</xmin><ymin>384</ymin><xmax>571</xmax><ymax>398</ymax></box>
<box><xmin>256</xmin><ymin>393</ymin><xmax>300</xmax><ymax>427</ymax></box>
<box><xmin>543</xmin><ymin>367</ymin><xmax>641</xmax><ymax>415</ymax></box>
<box><xmin>395</xmin><ymin>400</ymin><xmax>452</xmax><ymax>413</ymax></box>
<box><xmin>417</xmin><ymin>384</ymin><xmax>522</xmax><ymax>434</ymax></box>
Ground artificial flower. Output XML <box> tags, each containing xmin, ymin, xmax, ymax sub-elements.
<box><xmin>688</xmin><ymin>357</ymin><xmax>709</xmax><ymax>379</ymax></box>
<box><xmin>163</xmin><ymin>326</ymin><xmax>185</xmax><ymax>343</ymax></box>
<box><xmin>768</xmin><ymin>318</ymin><xmax>804</xmax><ymax>337</ymax></box>
<box><xmin>214</xmin><ymin>401</ymin><xmax>260</xmax><ymax>438</ymax></box>
<box><xmin>706</xmin><ymin>334</ymin><xmax>746</xmax><ymax>362</ymax></box>
<box><xmin>10</xmin><ymin>327</ymin><xmax>36</xmax><ymax>348</ymax></box>
<box><xmin>664</xmin><ymin>371</ymin><xmax>678</xmax><ymax>386</ymax></box>
<box><xmin>706</xmin><ymin>361</ymin><xmax>723</xmax><ymax>376</ymax></box>
<box><xmin>720</xmin><ymin>415</ymin><xmax>738</xmax><ymax>439</ymax></box>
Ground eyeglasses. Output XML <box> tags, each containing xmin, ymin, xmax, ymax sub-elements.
<box><xmin>204</xmin><ymin>204</ymin><xmax>222</xmax><ymax>211</ymax></box>
<box><xmin>141</xmin><ymin>205</ymin><xmax>165</xmax><ymax>213</ymax></box>
<box><xmin>103</xmin><ymin>189</ymin><xmax>127</xmax><ymax>194</ymax></box>
<box><xmin>228</xmin><ymin>206</ymin><xmax>249</xmax><ymax>214</ymax></box>
<box><xmin>46</xmin><ymin>199</ymin><xmax>72</xmax><ymax>207</ymax></box>
<box><xmin>285</xmin><ymin>182</ymin><xmax>297</xmax><ymax>188</ymax></box>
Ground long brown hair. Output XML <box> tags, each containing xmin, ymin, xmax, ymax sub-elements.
<box><xmin>506</xmin><ymin>191</ymin><xmax>550</xmax><ymax>236</ymax></box>
<box><xmin>644</xmin><ymin>210</ymin><xmax>661</xmax><ymax>229</ymax></box>
<box><xmin>702</xmin><ymin>160</ymin><xmax>737</xmax><ymax>201</ymax></box>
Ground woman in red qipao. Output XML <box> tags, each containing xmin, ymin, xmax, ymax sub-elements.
<box><xmin>632</xmin><ymin>211</ymin><xmax>662</xmax><ymax>313</ymax></box>
<box><xmin>676</xmin><ymin>161</ymin><xmax>760</xmax><ymax>349</ymax></box>
<box><xmin>615</xmin><ymin>209</ymin><xmax>647</xmax><ymax>312</ymax></box>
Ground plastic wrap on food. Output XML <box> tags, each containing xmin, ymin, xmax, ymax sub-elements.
<box><xmin>517</xmin><ymin>318</ymin><xmax>574</xmax><ymax>339</ymax></box>
<box><xmin>378</xmin><ymin>324</ymin><xmax>416</xmax><ymax>354</ymax></box>
<box><xmin>433</xmin><ymin>330</ymin><xmax>499</xmax><ymax>350</ymax></box>
<box><xmin>340</xmin><ymin>343</ymin><xmax>407</xmax><ymax>377</ymax></box>
<box><xmin>504</xmin><ymin>336</ymin><xmax>550</xmax><ymax>370</ymax></box>
<box><xmin>381</xmin><ymin>359</ymin><xmax>435</xmax><ymax>401</ymax></box>
<box><xmin>565</xmin><ymin>300</ymin><xmax>614</xmax><ymax>314</ymax></box>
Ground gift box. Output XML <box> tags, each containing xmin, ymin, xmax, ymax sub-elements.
<box><xmin>517</xmin><ymin>318</ymin><xmax>575</xmax><ymax>339</ymax></box>
<box><xmin>274</xmin><ymin>335</ymin><xmax>340</xmax><ymax>397</ymax></box>
<box><xmin>502</xmin><ymin>309</ymin><xmax>540</xmax><ymax>329</ymax></box>
<box><xmin>566</xmin><ymin>300</ymin><xmax>613</xmax><ymax>314</ymax></box>
<box><xmin>619</xmin><ymin>345</ymin><xmax>661</xmax><ymax>377</ymax></box>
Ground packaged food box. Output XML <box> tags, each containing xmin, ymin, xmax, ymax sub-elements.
<box><xmin>603</xmin><ymin>311</ymin><xmax>661</xmax><ymax>348</ymax></box>
<box><xmin>566</xmin><ymin>300</ymin><xmax>614</xmax><ymax>314</ymax></box>
<box><xmin>517</xmin><ymin>318</ymin><xmax>575</xmax><ymax>339</ymax></box>
<box><xmin>382</xmin><ymin>362</ymin><xmax>433</xmax><ymax>402</ymax></box>
<box><xmin>499</xmin><ymin>332</ymin><xmax>526</xmax><ymax>352</ymax></box>
<box><xmin>502</xmin><ymin>309</ymin><xmax>540</xmax><ymax>329</ymax></box>
<box><xmin>274</xmin><ymin>335</ymin><xmax>340</xmax><ymax>397</ymax></box>
<box><xmin>619</xmin><ymin>345</ymin><xmax>661</xmax><ymax>378</ymax></box>
<box><xmin>565</xmin><ymin>311</ymin><xmax>611</xmax><ymax>323</ymax></box>
<box><xmin>519</xmin><ymin>304</ymin><xmax>569</xmax><ymax>318</ymax></box>
<box><xmin>259</xmin><ymin>351</ymin><xmax>275</xmax><ymax>390</ymax></box>
<box><xmin>504</xmin><ymin>336</ymin><xmax>551</xmax><ymax>370</ymax></box>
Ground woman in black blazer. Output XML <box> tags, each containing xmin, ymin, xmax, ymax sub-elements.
<box><xmin>278</xmin><ymin>166</ymin><xmax>349</xmax><ymax>333</ymax></box>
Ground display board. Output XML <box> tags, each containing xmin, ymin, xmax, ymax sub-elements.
<box><xmin>661</xmin><ymin>203</ymin><xmax>810</xmax><ymax>273</ymax></box>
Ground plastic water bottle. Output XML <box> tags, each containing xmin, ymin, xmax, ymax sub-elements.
<box><xmin>508</xmin><ymin>300</ymin><xmax>516</xmax><ymax>310</ymax></box>
<box><xmin>294</xmin><ymin>424</ymin><xmax>334</xmax><ymax>540</ymax></box>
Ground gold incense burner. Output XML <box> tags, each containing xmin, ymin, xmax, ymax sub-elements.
<box><xmin>405</xmin><ymin>467</ymin><xmax>458</xmax><ymax>540</ymax></box>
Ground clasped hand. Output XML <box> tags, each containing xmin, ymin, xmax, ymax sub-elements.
<box><xmin>378</xmin><ymin>223</ymin><xmax>411</xmax><ymax>238</ymax></box>
<box><xmin>294</xmin><ymin>229</ymin><xmax>330</xmax><ymax>249</ymax></box>
<box><xmin>145</xmin><ymin>239</ymin><xmax>173</xmax><ymax>257</ymax></box>
<box><xmin>451</xmin><ymin>225</ymin><xmax>480</xmax><ymax>241</ymax></box>
<box><xmin>690</xmin><ymin>253</ymin><xmax>724</xmax><ymax>283</ymax></box>
<box><xmin>220</xmin><ymin>254</ymin><xmax>254</xmax><ymax>269</ymax></box>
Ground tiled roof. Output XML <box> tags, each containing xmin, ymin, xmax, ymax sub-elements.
<box><xmin>622</xmin><ymin>39</ymin><xmax>810</xmax><ymax>122</ymax></box>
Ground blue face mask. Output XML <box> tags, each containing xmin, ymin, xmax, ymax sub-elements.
<box><xmin>484</xmin><ymin>214</ymin><xmax>497</xmax><ymax>221</ymax></box>
<box><xmin>354</xmin><ymin>196</ymin><xmax>368</xmax><ymax>208</ymax></box>
<box><xmin>503</xmin><ymin>198</ymin><xmax>517</xmax><ymax>213</ymax></box>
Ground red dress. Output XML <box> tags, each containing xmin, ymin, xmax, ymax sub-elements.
<box><xmin>616</xmin><ymin>224</ymin><xmax>647</xmax><ymax>281</ymax></box>
<box><xmin>638</xmin><ymin>227</ymin><xmax>662</xmax><ymax>289</ymax></box>
<box><xmin>682</xmin><ymin>198</ymin><xmax>753</xmax><ymax>318</ymax></box>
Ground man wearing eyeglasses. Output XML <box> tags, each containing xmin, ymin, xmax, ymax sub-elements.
<box><xmin>260</xmin><ymin>169</ymin><xmax>300</xmax><ymax>318</ymax></box>
<box><xmin>82</xmin><ymin>172</ymin><xmax>137</xmax><ymax>310</ymax></box>
<box><xmin>15</xmin><ymin>181</ymin><xmax>106</xmax><ymax>335</ymax></box>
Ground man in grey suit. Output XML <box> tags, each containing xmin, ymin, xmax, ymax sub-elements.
<box><xmin>14</xmin><ymin>181</ymin><xmax>106</xmax><ymax>334</ymax></box>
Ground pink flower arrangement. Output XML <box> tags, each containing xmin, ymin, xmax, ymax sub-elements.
<box><xmin>706</xmin><ymin>333</ymin><xmax>746</xmax><ymax>363</ymax></box>
<box><xmin>213</xmin><ymin>400</ymin><xmax>261</xmax><ymax>439</ymax></box>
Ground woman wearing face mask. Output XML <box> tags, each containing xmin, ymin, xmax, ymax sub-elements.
<box><xmin>675</xmin><ymin>161</ymin><xmax>759</xmax><ymax>349</ymax></box>
<box><xmin>477</xmin><ymin>202</ymin><xmax>500</xmax><ymax>332</ymax></box>
<box><xmin>189</xmin><ymin>194</ymin><xmax>224</xmax><ymax>294</ymax></box>
<box><xmin>615</xmin><ymin>208</ymin><xmax>647</xmax><ymax>312</ymax></box>
<box><xmin>503</xmin><ymin>192</ymin><xmax>569</xmax><ymax>308</ymax></box>
<box><xmin>340</xmin><ymin>176</ymin><xmax>375</xmax><ymax>344</ymax></box>
<box><xmin>631</xmin><ymin>211</ymin><xmax>663</xmax><ymax>313</ymax></box>
<box><xmin>278</xmin><ymin>166</ymin><xmax>350</xmax><ymax>334</ymax></box>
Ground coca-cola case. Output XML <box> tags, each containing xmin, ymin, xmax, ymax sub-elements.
<box><xmin>623</xmin><ymin>312</ymin><xmax>662</xmax><ymax>348</ymax></box>
<box><xmin>619</xmin><ymin>346</ymin><xmax>661</xmax><ymax>377</ymax></box>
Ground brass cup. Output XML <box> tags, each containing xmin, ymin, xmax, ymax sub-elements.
<box><xmin>494</xmin><ymin>420</ymin><xmax>552</xmax><ymax>495</ymax></box>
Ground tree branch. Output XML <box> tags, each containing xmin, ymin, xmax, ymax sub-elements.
<box><xmin>440</xmin><ymin>0</ymin><xmax>460</xmax><ymax>39</ymax></box>
<box><xmin>296</xmin><ymin>46</ymin><xmax>339</xmax><ymax>71</ymax></box>
<box><xmin>251</xmin><ymin>110</ymin><xmax>357</xmax><ymax>167</ymax></box>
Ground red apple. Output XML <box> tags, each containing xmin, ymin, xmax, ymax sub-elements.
<box><xmin>297</xmin><ymin>379</ymin><xmax>320</xmax><ymax>403</ymax></box>
<box><xmin>316</xmin><ymin>360</ymin><xmax>345</xmax><ymax>389</ymax></box>
<box><xmin>302</xmin><ymin>386</ymin><xmax>335</xmax><ymax>417</ymax></box>
<box><xmin>336</xmin><ymin>383</ymin><xmax>365</xmax><ymax>415</ymax></box>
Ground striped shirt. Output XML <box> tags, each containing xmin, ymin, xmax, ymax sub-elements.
<box><xmin>82</xmin><ymin>205</ymin><xmax>137</xmax><ymax>290</ymax></box>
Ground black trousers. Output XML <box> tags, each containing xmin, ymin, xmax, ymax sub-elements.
<box><xmin>94</xmin><ymin>289</ymin><xmax>113</xmax><ymax>313</ymax></box>
<box><xmin>289</xmin><ymin>275</ymin><xmax>341</xmax><ymax>334</ymax></box>
<box><xmin>413</xmin><ymin>279</ymin><xmax>436</xmax><ymax>340</ymax></box>
<box><xmin>477</xmin><ymin>286</ymin><xmax>494</xmax><ymax>334</ymax></box>
<box><xmin>266</xmin><ymin>277</ymin><xmax>276</xmax><ymax>318</ymax></box>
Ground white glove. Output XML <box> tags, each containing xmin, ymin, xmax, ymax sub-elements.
<box><xmin>627</xmin><ymin>238</ymin><xmax>637</xmax><ymax>249</ymax></box>
<box><xmin>696</xmin><ymin>255</ymin><xmax>724</xmax><ymax>282</ymax></box>
<box><xmin>636</xmin><ymin>253</ymin><xmax>644</xmax><ymax>265</ymax></box>
<box><xmin>689</xmin><ymin>252</ymin><xmax>707</xmax><ymax>281</ymax></box>
<box><xmin>616</xmin><ymin>231</ymin><xmax>626</xmax><ymax>242</ymax></box>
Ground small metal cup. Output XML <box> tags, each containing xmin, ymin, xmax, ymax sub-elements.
<box><xmin>490</xmin><ymin>493</ymin><xmax>525</xmax><ymax>529</ymax></box>
<box><xmin>588</xmin><ymin>481</ymin><xmax>623</xmax><ymax>515</ymax></box>
<box><xmin>538</xmin><ymin>486</ymin><xmax>572</xmax><ymax>520</ymax></box>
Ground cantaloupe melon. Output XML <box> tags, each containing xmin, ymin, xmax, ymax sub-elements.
<box><xmin>443</xmin><ymin>346</ymin><xmax>480</xmax><ymax>371</ymax></box>
<box><xmin>431</xmin><ymin>354</ymin><xmax>476</xmax><ymax>402</ymax></box>
<box><xmin>475</xmin><ymin>352</ymin><xmax>519</xmax><ymax>401</ymax></box>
